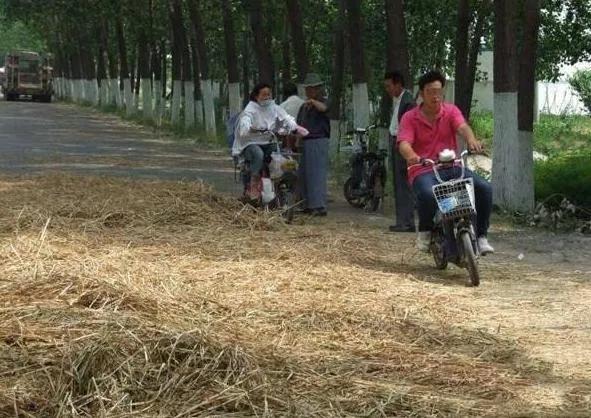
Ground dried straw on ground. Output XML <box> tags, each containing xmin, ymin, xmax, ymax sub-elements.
<box><xmin>1</xmin><ymin>174</ymin><xmax>589</xmax><ymax>417</ymax></box>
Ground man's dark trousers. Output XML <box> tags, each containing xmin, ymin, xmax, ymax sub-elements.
<box><xmin>390</xmin><ymin>135</ymin><xmax>415</xmax><ymax>229</ymax></box>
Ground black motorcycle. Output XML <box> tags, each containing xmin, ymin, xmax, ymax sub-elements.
<box><xmin>343</xmin><ymin>125</ymin><xmax>387</xmax><ymax>211</ymax></box>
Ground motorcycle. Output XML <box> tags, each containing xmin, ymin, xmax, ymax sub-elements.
<box><xmin>236</xmin><ymin>130</ymin><xmax>300</xmax><ymax>223</ymax></box>
<box><xmin>343</xmin><ymin>124</ymin><xmax>388</xmax><ymax>211</ymax></box>
<box><xmin>420</xmin><ymin>149</ymin><xmax>482</xmax><ymax>286</ymax></box>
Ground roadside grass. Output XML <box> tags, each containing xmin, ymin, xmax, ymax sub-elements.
<box><xmin>471</xmin><ymin>110</ymin><xmax>591</xmax><ymax>156</ymax></box>
<box><xmin>471</xmin><ymin>111</ymin><xmax>591</xmax><ymax>211</ymax></box>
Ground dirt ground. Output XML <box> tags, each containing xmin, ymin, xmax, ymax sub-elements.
<box><xmin>1</xmin><ymin>102</ymin><xmax>590</xmax><ymax>416</ymax></box>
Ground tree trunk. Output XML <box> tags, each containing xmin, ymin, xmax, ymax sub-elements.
<box><xmin>69</xmin><ymin>41</ymin><xmax>83</xmax><ymax>102</ymax></box>
<box><xmin>346</xmin><ymin>0</ymin><xmax>369</xmax><ymax>129</ymax></box>
<box><xmin>454</xmin><ymin>0</ymin><xmax>470</xmax><ymax>118</ymax></box>
<box><xmin>189</xmin><ymin>31</ymin><xmax>203</xmax><ymax>126</ymax></box>
<box><xmin>241</xmin><ymin>31</ymin><xmax>250</xmax><ymax>107</ymax></box>
<box><xmin>465</xmin><ymin>2</ymin><xmax>491</xmax><ymax>121</ymax></box>
<box><xmin>329</xmin><ymin>0</ymin><xmax>346</xmax><ymax>156</ymax></box>
<box><xmin>382</xmin><ymin>0</ymin><xmax>412</xmax><ymax>135</ymax></box>
<box><xmin>247</xmin><ymin>0</ymin><xmax>274</xmax><ymax>85</ymax></box>
<box><xmin>152</xmin><ymin>41</ymin><xmax>163</xmax><ymax>125</ymax></box>
<box><xmin>79</xmin><ymin>37</ymin><xmax>98</xmax><ymax>106</ymax></box>
<box><xmin>385</xmin><ymin>0</ymin><xmax>411</xmax><ymax>87</ymax></box>
<box><xmin>492</xmin><ymin>0</ymin><xmax>522</xmax><ymax>211</ymax></box>
<box><xmin>286</xmin><ymin>0</ymin><xmax>309</xmax><ymax>86</ymax></box>
<box><xmin>222</xmin><ymin>0</ymin><xmax>241</xmax><ymax>115</ymax></box>
<box><xmin>455</xmin><ymin>0</ymin><xmax>491</xmax><ymax>121</ymax></box>
<box><xmin>188</xmin><ymin>0</ymin><xmax>215</xmax><ymax>133</ymax></box>
<box><xmin>169</xmin><ymin>0</ymin><xmax>184</xmax><ymax>126</ymax></box>
<box><xmin>116</xmin><ymin>17</ymin><xmax>133</xmax><ymax>115</ymax></box>
<box><xmin>161</xmin><ymin>40</ymin><xmax>168</xmax><ymax>122</ymax></box>
<box><xmin>516</xmin><ymin>0</ymin><xmax>541</xmax><ymax>212</ymax></box>
<box><xmin>281</xmin><ymin>12</ymin><xmax>292</xmax><ymax>98</ymax></box>
<box><xmin>181</xmin><ymin>27</ymin><xmax>195</xmax><ymax>130</ymax></box>
<box><xmin>104</xmin><ymin>20</ymin><xmax>120</xmax><ymax>107</ymax></box>
<box><xmin>98</xmin><ymin>21</ymin><xmax>110</xmax><ymax>107</ymax></box>
<box><xmin>138</xmin><ymin>32</ymin><xmax>153</xmax><ymax>120</ymax></box>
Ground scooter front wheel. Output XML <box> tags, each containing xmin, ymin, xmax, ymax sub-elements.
<box><xmin>431</xmin><ymin>226</ymin><xmax>448</xmax><ymax>270</ymax></box>
<box><xmin>460</xmin><ymin>232</ymin><xmax>480</xmax><ymax>287</ymax></box>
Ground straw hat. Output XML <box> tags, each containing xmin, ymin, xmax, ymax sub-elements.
<box><xmin>302</xmin><ymin>73</ymin><xmax>324</xmax><ymax>87</ymax></box>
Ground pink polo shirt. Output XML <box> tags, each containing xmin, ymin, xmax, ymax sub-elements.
<box><xmin>397</xmin><ymin>103</ymin><xmax>466</xmax><ymax>184</ymax></box>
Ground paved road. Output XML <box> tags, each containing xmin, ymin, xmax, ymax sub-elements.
<box><xmin>0</xmin><ymin>100</ymin><xmax>238</xmax><ymax>192</ymax></box>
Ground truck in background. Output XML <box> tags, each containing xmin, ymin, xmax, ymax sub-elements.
<box><xmin>2</xmin><ymin>50</ymin><xmax>53</xmax><ymax>102</ymax></box>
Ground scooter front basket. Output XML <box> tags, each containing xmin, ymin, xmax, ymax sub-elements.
<box><xmin>432</xmin><ymin>178</ymin><xmax>476</xmax><ymax>220</ymax></box>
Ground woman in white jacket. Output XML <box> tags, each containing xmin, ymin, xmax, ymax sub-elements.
<box><xmin>233</xmin><ymin>83</ymin><xmax>308</xmax><ymax>199</ymax></box>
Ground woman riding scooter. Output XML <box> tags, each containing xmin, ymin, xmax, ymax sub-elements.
<box><xmin>232</xmin><ymin>83</ymin><xmax>309</xmax><ymax>199</ymax></box>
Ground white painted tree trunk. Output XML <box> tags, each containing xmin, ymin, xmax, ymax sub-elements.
<box><xmin>352</xmin><ymin>82</ymin><xmax>370</xmax><ymax>129</ymax></box>
<box><xmin>68</xmin><ymin>79</ymin><xmax>75</xmax><ymax>101</ymax></box>
<box><xmin>228</xmin><ymin>82</ymin><xmax>241</xmax><ymax>115</ymax></box>
<box><xmin>492</xmin><ymin>92</ymin><xmax>534</xmax><ymax>212</ymax></box>
<box><xmin>153</xmin><ymin>80</ymin><xmax>162</xmax><ymax>126</ymax></box>
<box><xmin>73</xmin><ymin>80</ymin><xmax>82</xmax><ymax>103</ymax></box>
<box><xmin>195</xmin><ymin>99</ymin><xmax>204</xmax><ymax>126</ymax></box>
<box><xmin>99</xmin><ymin>79</ymin><xmax>109</xmax><ymax>107</ymax></box>
<box><xmin>91</xmin><ymin>79</ymin><xmax>100</xmax><ymax>106</ymax></box>
<box><xmin>202</xmin><ymin>79</ymin><xmax>216</xmax><ymax>134</ymax></box>
<box><xmin>83</xmin><ymin>80</ymin><xmax>91</xmax><ymax>103</ymax></box>
<box><xmin>171</xmin><ymin>80</ymin><xmax>182</xmax><ymax>126</ymax></box>
<box><xmin>110</xmin><ymin>80</ymin><xmax>121</xmax><ymax>108</ymax></box>
<box><xmin>141</xmin><ymin>78</ymin><xmax>153</xmax><ymax>120</ymax></box>
<box><xmin>184</xmin><ymin>81</ymin><xmax>195</xmax><ymax>130</ymax></box>
<box><xmin>123</xmin><ymin>78</ymin><xmax>134</xmax><ymax>116</ymax></box>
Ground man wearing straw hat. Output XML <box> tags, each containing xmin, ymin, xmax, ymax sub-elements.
<box><xmin>296</xmin><ymin>73</ymin><xmax>330</xmax><ymax>216</ymax></box>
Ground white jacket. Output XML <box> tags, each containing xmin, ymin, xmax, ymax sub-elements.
<box><xmin>232</xmin><ymin>101</ymin><xmax>298</xmax><ymax>156</ymax></box>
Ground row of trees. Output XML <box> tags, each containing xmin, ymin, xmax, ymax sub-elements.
<box><xmin>3</xmin><ymin>0</ymin><xmax>591</xmax><ymax>211</ymax></box>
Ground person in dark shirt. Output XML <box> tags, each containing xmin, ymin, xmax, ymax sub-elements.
<box><xmin>296</xmin><ymin>73</ymin><xmax>330</xmax><ymax>216</ymax></box>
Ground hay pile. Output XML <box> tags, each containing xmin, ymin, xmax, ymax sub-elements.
<box><xmin>0</xmin><ymin>174</ymin><xmax>568</xmax><ymax>416</ymax></box>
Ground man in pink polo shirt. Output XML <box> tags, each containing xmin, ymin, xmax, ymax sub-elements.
<box><xmin>397</xmin><ymin>70</ymin><xmax>494</xmax><ymax>254</ymax></box>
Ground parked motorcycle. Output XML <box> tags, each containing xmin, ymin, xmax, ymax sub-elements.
<box><xmin>343</xmin><ymin>125</ymin><xmax>387</xmax><ymax>211</ymax></box>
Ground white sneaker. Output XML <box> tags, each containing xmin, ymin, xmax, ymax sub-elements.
<box><xmin>416</xmin><ymin>231</ymin><xmax>431</xmax><ymax>253</ymax></box>
<box><xmin>478</xmin><ymin>236</ymin><xmax>495</xmax><ymax>255</ymax></box>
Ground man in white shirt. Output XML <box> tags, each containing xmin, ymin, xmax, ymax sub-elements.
<box><xmin>384</xmin><ymin>71</ymin><xmax>416</xmax><ymax>233</ymax></box>
<box><xmin>280</xmin><ymin>82</ymin><xmax>305</xmax><ymax>119</ymax></box>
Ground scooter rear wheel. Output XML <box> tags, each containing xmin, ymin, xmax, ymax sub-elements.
<box><xmin>344</xmin><ymin>177</ymin><xmax>366</xmax><ymax>208</ymax></box>
<box><xmin>460</xmin><ymin>232</ymin><xmax>480</xmax><ymax>287</ymax></box>
<box><xmin>277</xmin><ymin>189</ymin><xmax>295</xmax><ymax>223</ymax></box>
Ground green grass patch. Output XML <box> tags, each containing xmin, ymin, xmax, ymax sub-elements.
<box><xmin>534</xmin><ymin>149</ymin><xmax>591</xmax><ymax>209</ymax></box>
<box><xmin>470</xmin><ymin>111</ymin><xmax>591</xmax><ymax>156</ymax></box>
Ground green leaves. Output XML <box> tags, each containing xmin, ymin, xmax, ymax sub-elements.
<box><xmin>569</xmin><ymin>70</ymin><xmax>591</xmax><ymax>114</ymax></box>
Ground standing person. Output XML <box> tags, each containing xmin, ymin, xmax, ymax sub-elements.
<box><xmin>280</xmin><ymin>82</ymin><xmax>304</xmax><ymax>118</ymax></box>
<box><xmin>397</xmin><ymin>70</ymin><xmax>494</xmax><ymax>254</ymax></box>
<box><xmin>384</xmin><ymin>71</ymin><xmax>416</xmax><ymax>233</ymax></box>
<box><xmin>297</xmin><ymin>73</ymin><xmax>330</xmax><ymax>216</ymax></box>
<box><xmin>232</xmin><ymin>82</ymin><xmax>308</xmax><ymax>200</ymax></box>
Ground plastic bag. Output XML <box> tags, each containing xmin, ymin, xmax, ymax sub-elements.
<box><xmin>269</xmin><ymin>152</ymin><xmax>287</xmax><ymax>179</ymax></box>
<box><xmin>261</xmin><ymin>178</ymin><xmax>275</xmax><ymax>204</ymax></box>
